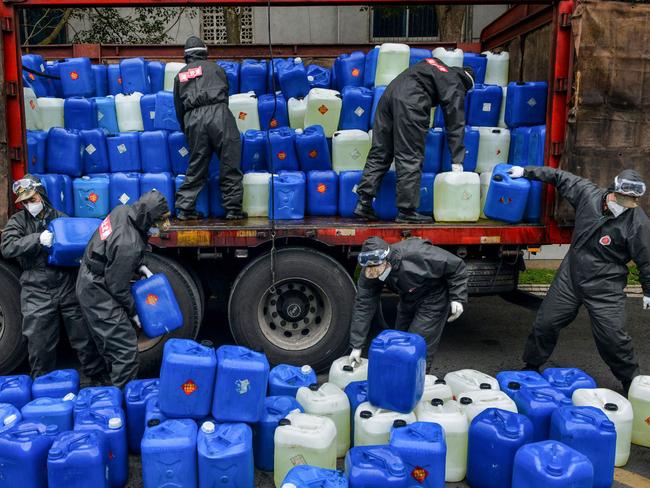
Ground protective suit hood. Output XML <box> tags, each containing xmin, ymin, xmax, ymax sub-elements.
<box><xmin>22</xmin><ymin>174</ymin><xmax>54</xmax><ymax>214</ymax></box>
<box><xmin>129</xmin><ymin>191</ymin><xmax>169</xmax><ymax>233</ymax></box>
<box><xmin>184</xmin><ymin>36</ymin><xmax>208</xmax><ymax>63</ymax></box>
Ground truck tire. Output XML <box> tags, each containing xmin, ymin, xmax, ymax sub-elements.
<box><xmin>229</xmin><ymin>248</ymin><xmax>355</xmax><ymax>372</ymax></box>
<box><xmin>0</xmin><ymin>264</ymin><xmax>26</xmax><ymax>374</ymax></box>
<box><xmin>137</xmin><ymin>253</ymin><xmax>203</xmax><ymax>374</ymax></box>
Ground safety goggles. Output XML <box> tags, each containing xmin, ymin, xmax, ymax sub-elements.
<box><xmin>614</xmin><ymin>177</ymin><xmax>646</xmax><ymax>198</ymax></box>
<box><xmin>12</xmin><ymin>178</ymin><xmax>41</xmax><ymax>195</ymax></box>
<box><xmin>358</xmin><ymin>247</ymin><xmax>390</xmax><ymax>267</ymax></box>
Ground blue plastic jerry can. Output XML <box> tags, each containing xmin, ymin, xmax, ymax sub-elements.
<box><xmin>370</xmin><ymin>86</ymin><xmax>386</xmax><ymax>128</ymax></box>
<box><xmin>109</xmin><ymin>172</ymin><xmax>140</xmax><ymax>209</ymax></box>
<box><xmin>92</xmin><ymin>64</ymin><xmax>108</xmax><ymax>97</ymax></box>
<box><xmin>282</xmin><ymin>465</ymin><xmax>348</xmax><ymax>487</ymax></box>
<box><xmin>80</xmin><ymin>128</ymin><xmax>110</xmax><ymax>174</ymax></box>
<box><xmin>46</xmin><ymin>127</ymin><xmax>82</xmax><ymax>177</ymax></box>
<box><xmin>270</xmin><ymin>172</ymin><xmax>306</xmax><ymax>220</ymax></box>
<box><xmin>410</xmin><ymin>48</ymin><xmax>433</xmax><ymax>67</ymax></box>
<box><xmin>198</xmin><ymin>421</ymin><xmax>254</xmax><ymax>488</ymax></box>
<box><xmin>483</xmin><ymin>163</ymin><xmax>531</xmax><ymax>223</ymax></box>
<box><xmin>345</xmin><ymin>445</ymin><xmax>408</xmax><ymax>487</ymax></box>
<box><xmin>423</xmin><ymin>128</ymin><xmax>443</xmax><ymax>173</ymax></box>
<box><xmin>148</xmin><ymin>61</ymin><xmax>165</xmax><ymax>93</ymax></box>
<box><xmin>132</xmin><ymin>268</ymin><xmax>183</xmax><ymax>338</ymax></box>
<box><xmin>26</xmin><ymin>130</ymin><xmax>47</xmax><ymax>174</ymax></box>
<box><xmin>541</xmin><ymin>368</ymin><xmax>597</xmax><ymax>398</ymax></box>
<box><xmin>338</xmin><ymin>170</ymin><xmax>363</xmax><ymax>218</ymax></box>
<box><xmin>295</xmin><ymin>125</ymin><xmax>331</xmax><ymax>172</ymax></box>
<box><xmin>20</xmin><ymin>394</ymin><xmax>76</xmax><ymax>432</ymax></box>
<box><xmin>0</xmin><ymin>375</ymin><xmax>32</xmax><ymax>410</ymax></box>
<box><xmin>46</xmin><ymin>61</ymin><xmax>63</xmax><ymax>98</ymax></box>
<box><xmin>467</xmin><ymin>408</ymin><xmax>534</xmax><ymax>488</ymax></box>
<box><xmin>217</xmin><ymin>60</ymin><xmax>240</xmax><ymax>96</ymax></box>
<box><xmin>73</xmin><ymin>176</ymin><xmax>110</xmax><ymax>218</ymax></box>
<box><xmin>140</xmin><ymin>172</ymin><xmax>175</xmax><ymax>214</ymax></box>
<box><xmin>267</xmin><ymin>127</ymin><xmax>299</xmax><ymax>172</ymax></box>
<box><xmin>120</xmin><ymin>57</ymin><xmax>150</xmax><ymax>94</ymax></box>
<box><xmin>74</xmin><ymin>407</ymin><xmax>128</xmax><ymax>488</ymax></box>
<box><xmin>389</xmin><ymin>421</ymin><xmax>446</xmax><ymax>488</ymax></box>
<box><xmin>74</xmin><ymin>387</ymin><xmax>123</xmax><ymax>416</ymax></box>
<box><xmin>241</xmin><ymin>130</ymin><xmax>268</xmax><ymax>172</ymax></box>
<box><xmin>94</xmin><ymin>96</ymin><xmax>119</xmax><ymax>134</ymax></box>
<box><xmin>141</xmin><ymin>419</ymin><xmax>198</xmax><ymax>488</ymax></box>
<box><xmin>513</xmin><ymin>386</ymin><xmax>572</xmax><ymax>442</ymax></box>
<box><xmin>61</xmin><ymin>174</ymin><xmax>74</xmax><ymax>217</ymax></box>
<box><xmin>48</xmin><ymin>217</ymin><xmax>101</xmax><ymax>266</ymax></box>
<box><xmin>418</xmin><ymin>173</ymin><xmax>435</xmax><ymax>215</ymax></box>
<box><xmin>154</xmin><ymin>91</ymin><xmax>181</xmax><ymax>131</ymax></box>
<box><xmin>269</xmin><ymin>365</ymin><xmax>317</xmax><ymax>398</ymax></box>
<box><xmin>124</xmin><ymin>378</ymin><xmax>159</xmax><ymax>453</ymax></box>
<box><xmin>0</xmin><ymin>403</ymin><xmax>21</xmax><ymax>434</ymax></box>
<box><xmin>240</xmin><ymin>59</ymin><xmax>268</xmax><ymax>96</ymax></box>
<box><xmin>462</xmin><ymin>53</ymin><xmax>488</xmax><ymax>85</ymax></box>
<box><xmin>140</xmin><ymin>93</ymin><xmax>157</xmax><ymax>131</ymax></box>
<box><xmin>508</xmin><ymin>126</ymin><xmax>533</xmax><ymax>165</ymax></box>
<box><xmin>368</xmin><ymin>330</ymin><xmax>426</xmax><ymax>414</ymax></box>
<box><xmin>64</xmin><ymin>96</ymin><xmax>98</xmax><ymax>130</ymax></box>
<box><xmin>159</xmin><ymin>339</ymin><xmax>217</xmax><ymax>419</ymax></box>
<box><xmin>254</xmin><ymin>396</ymin><xmax>304</xmax><ymax>472</ymax></box>
<box><xmin>307</xmin><ymin>64</ymin><xmax>331</xmax><ymax>89</ymax></box>
<box><xmin>340</xmin><ymin>86</ymin><xmax>373</xmax><ymax>131</ymax></box>
<box><xmin>466</xmin><ymin>84</ymin><xmax>503</xmax><ymax>127</ymax></box>
<box><xmin>48</xmin><ymin>430</ymin><xmax>108</xmax><ymax>488</ymax></box>
<box><xmin>496</xmin><ymin>370</ymin><xmax>551</xmax><ymax>400</ymax></box>
<box><xmin>212</xmin><ymin>345</ymin><xmax>270</xmax><ymax>423</ymax></box>
<box><xmin>32</xmin><ymin>369</ymin><xmax>80</xmax><ymax>399</ymax></box>
<box><xmin>524</xmin><ymin>125</ymin><xmax>546</xmax><ymax>223</ymax></box>
<box><xmin>140</xmin><ymin>130</ymin><xmax>172</xmax><ymax>173</ymax></box>
<box><xmin>364</xmin><ymin>47</ymin><xmax>379</xmax><ymax>88</ymax></box>
<box><xmin>258</xmin><ymin>92</ymin><xmax>289</xmax><ymax>131</ymax></box>
<box><xmin>306</xmin><ymin>170</ymin><xmax>338</xmax><ymax>216</ymax></box>
<box><xmin>145</xmin><ymin>395</ymin><xmax>167</xmax><ymax>430</ymax></box>
<box><xmin>442</xmin><ymin>126</ymin><xmax>480</xmax><ymax>172</ymax></box>
<box><xmin>505</xmin><ymin>81</ymin><xmax>548</xmax><ymax>128</ymax></box>
<box><xmin>107</xmin><ymin>132</ymin><xmax>141</xmax><ymax>172</ymax></box>
<box><xmin>0</xmin><ymin>422</ymin><xmax>60</xmax><ymax>487</ymax></box>
<box><xmin>278</xmin><ymin>58</ymin><xmax>310</xmax><ymax>100</ymax></box>
<box><xmin>107</xmin><ymin>64</ymin><xmax>122</xmax><ymax>96</ymax></box>
<box><xmin>345</xmin><ymin>381</ymin><xmax>368</xmax><ymax>445</ymax></box>
<box><xmin>59</xmin><ymin>57</ymin><xmax>95</xmax><ymax>98</ymax></box>
<box><xmin>168</xmin><ymin>131</ymin><xmax>191</xmax><ymax>175</ymax></box>
<box><xmin>372</xmin><ymin>170</ymin><xmax>397</xmax><ymax>220</ymax></box>
<box><xmin>550</xmin><ymin>406</ymin><xmax>617</xmax><ymax>488</ymax></box>
<box><xmin>22</xmin><ymin>54</ymin><xmax>49</xmax><ymax>97</ymax></box>
<box><xmin>175</xmin><ymin>175</ymin><xmax>209</xmax><ymax>218</ymax></box>
<box><xmin>512</xmin><ymin>440</ymin><xmax>594</xmax><ymax>488</ymax></box>
<box><xmin>336</xmin><ymin>51</ymin><xmax>366</xmax><ymax>89</ymax></box>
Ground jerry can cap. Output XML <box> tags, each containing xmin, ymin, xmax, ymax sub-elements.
<box><xmin>393</xmin><ymin>419</ymin><xmax>407</xmax><ymax>428</ymax></box>
<box><xmin>508</xmin><ymin>381</ymin><xmax>521</xmax><ymax>390</ymax></box>
<box><xmin>46</xmin><ymin>425</ymin><xmax>59</xmax><ymax>435</ymax></box>
<box><xmin>309</xmin><ymin>383</ymin><xmax>320</xmax><ymax>391</ymax></box>
<box><xmin>201</xmin><ymin>421</ymin><xmax>216</xmax><ymax>434</ymax></box>
<box><xmin>3</xmin><ymin>414</ymin><xmax>17</xmax><ymax>426</ymax></box>
<box><xmin>460</xmin><ymin>397</ymin><xmax>473</xmax><ymax>405</ymax></box>
<box><xmin>147</xmin><ymin>418</ymin><xmax>161</xmax><ymax>428</ymax></box>
<box><xmin>431</xmin><ymin>398</ymin><xmax>444</xmax><ymax>406</ymax></box>
<box><xmin>300</xmin><ymin>365</ymin><xmax>312</xmax><ymax>374</ymax></box>
<box><xmin>342</xmin><ymin>365</ymin><xmax>354</xmax><ymax>372</ymax></box>
<box><xmin>434</xmin><ymin>379</ymin><xmax>446</xmax><ymax>385</ymax></box>
<box><xmin>278</xmin><ymin>418</ymin><xmax>292</xmax><ymax>426</ymax></box>
<box><xmin>360</xmin><ymin>410</ymin><xmax>373</xmax><ymax>419</ymax></box>
<box><xmin>604</xmin><ymin>403</ymin><xmax>618</xmax><ymax>412</ymax></box>
<box><xmin>63</xmin><ymin>393</ymin><xmax>76</xmax><ymax>401</ymax></box>
<box><xmin>49</xmin><ymin>447</ymin><xmax>64</xmax><ymax>460</ymax></box>
<box><xmin>480</xmin><ymin>383</ymin><xmax>492</xmax><ymax>390</ymax></box>
<box><xmin>108</xmin><ymin>417</ymin><xmax>123</xmax><ymax>430</ymax></box>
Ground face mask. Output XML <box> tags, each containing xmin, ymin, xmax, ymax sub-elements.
<box><xmin>607</xmin><ymin>200</ymin><xmax>628</xmax><ymax>218</ymax></box>
<box><xmin>378</xmin><ymin>264</ymin><xmax>392</xmax><ymax>282</ymax></box>
<box><xmin>25</xmin><ymin>201</ymin><xmax>43</xmax><ymax>218</ymax></box>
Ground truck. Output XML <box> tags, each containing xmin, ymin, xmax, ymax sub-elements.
<box><xmin>0</xmin><ymin>0</ymin><xmax>629</xmax><ymax>375</ymax></box>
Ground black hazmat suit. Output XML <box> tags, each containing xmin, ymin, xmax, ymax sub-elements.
<box><xmin>1</xmin><ymin>178</ymin><xmax>105</xmax><ymax>378</ymax></box>
<box><xmin>522</xmin><ymin>167</ymin><xmax>650</xmax><ymax>383</ymax></box>
<box><xmin>356</xmin><ymin>58</ymin><xmax>473</xmax><ymax>211</ymax></box>
<box><xmin>173</xmin><ymin>38</ymin><xmax>243</xmax><ymax>214</ymax></box>
<box><xmin>76</xmin><ymin>191</ymin><xmax>169</xmax><ymax>389</ymax></box>
<box><xmin>349</xmin><ymin>238</ymin><xmax>468</xmax><ymax>365</ymax></box>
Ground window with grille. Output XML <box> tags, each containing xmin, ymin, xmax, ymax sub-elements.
<box><xmin>201</xmin><ymin>7</ymin><xmax>253</xmax><ymax>44</ymax></box>
<box><xmin>371</xmin><ymin>6</ymin><xmax>438</xmax><ymax>41</ymax></box>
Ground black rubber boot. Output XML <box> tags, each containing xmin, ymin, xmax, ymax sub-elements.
<box><xmin>176</xmin><ymin>210</ymin><xmax>202</xmax><ymax>221</ymax></box>
<box><xmin>226</xmin><ymin>210</ymin><xmax>248</xmax><ymax>220</ymax></box>
<box><xmin>621</xmin><ymin>379</ymin><xmax>632</xmax><ymax>395</ymax></box>
<box><xmin>395</xmin><ymin>210</ymin><xmax>433</xmax><ymax>223</ymax></box>
<box><xmin>353</xmin><ymin>201</ymin><xmax>379</xmax><ymax>221</ymax></box>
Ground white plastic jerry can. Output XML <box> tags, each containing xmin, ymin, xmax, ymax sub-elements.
<box><xmin>229</xmin><ymin>91</ymin><xmax>261</xmax><ymax>133</ymax></box>
<box><xmin>38</xmin><ymin>97</ymin><xmax>65</xmax><ymax>131</ymax></box>
<box><xmin>288</xmin><ymin>97</ymin><xmax>308</xmax><ymax>130</ymax></box>
<box><xmin>328</xmin><ymin>356</ymin><xmax>368</xmax><ymax>390</ymax></box>
<box><xmin>296</xmin><ymin>383</ymin><xmax>350</xmax><ymax>458</ymax></box>
<box><xmin>457</xmin><ymin>389</ymin><xmax>518</xmax><ymax>423</ymax></box>
<box><xmin>444</xmin><ymin>369</ymin><xmax>500</xmax><ymax>399</ymax></box>
<box><xmin>476</xmin><ymin>127</ymin><xmax>511</xmax><ymax>174</ymax></box>
<box><xmin>164</xmin><ymin>62</ymin><xmax>186</xmax><ymax>91</ymax></box>
<box><xmin>422</xmin><ymin>375</ymin><xmax>454</xmax><ymax>403</ymax></box>
<box><xmin>572</xmin><ymin>388</ymin><xmax>634</xmax><ymax>467</ymax></box>
<box><xmin>630</xmin><ymin>375</ymin><xmax>650</xmax><ymax>448</ymax></box>
<box><xmin>304</xmin><ymin>88</ymin><xmax>342</xmax><ymax>138</ymax></box>
<box><xmin>480</xmin><ymin>171</ymin><xmax>493</xmax><ymax>219</ymax></box>
<box><xmin>24</xmin><ymin>88</ymin><xmax>42</xmax><ymax>131</ymax></box>
<box><xmin>375</xmin><ymin>43</ymin><xmax>410</xmax><ymax>87</ymax></box>
<box><xmin>498</xmin><ymin>86</ymin><xmax>508</xmax><ymax>128</ymax></box>
<box><xmin>415</xmin><ymin>398</ymin><xmax>469</xmax><ymax>483</ymax></box>
<box><xmin>273</xmin><ymin>411</ymin><xmax>337</xmax><ymax>487</ymax></box>
<box><xmin>353</xmin><ymin>402</ymin><xmax>416</xmax><ymax>447</ymax></box>
<box><xmin>115</xmin><ymin>92</ymin><xmax>144</xmax><ymax>132</ymax></box>
<box><xmin>482</xmin><ymin>51</ymin><xmax>510</xmax><ymax>86</ymax></box>
<box><xmin>331</xmin><ymin>130</ymin><xmax>371</xmax><ymax>173</ymax></box>
<box><xmin>432</xmin><ymin>47</ymin><xmax>464</xmax><ymax>68</ymax></box>
<box><xmin>243</xmin><ymin>172</ymin><xmax>272</xmax><ymax>217</ymax></box>
<box><xmin>433</xmin><ymin>172</ymin><xmax>481</xmax><ymax>223</ymax></box>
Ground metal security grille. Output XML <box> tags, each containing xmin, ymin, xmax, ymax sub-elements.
<box><xmin>371</xmin><ymin>6</ymin><xmax>438</xmax><ymax>42</ymax></box>
<box><xmin>201</xmin><ymin>7</ymin><xmax>253</xmax><ymax>44</ymax></box>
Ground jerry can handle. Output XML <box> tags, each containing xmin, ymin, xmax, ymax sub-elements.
<box><xmin>362</xmin><ymin>450</ymin><xmax>389</xmax><ymax>469</ymax></box>
<box><xmin>0</xmin><ymin>378</ymin><xmax>19</xmax><ymax>391</ymax></box>
<box><xmin>139</xmin><ymin>265</ymin><xmax>154</xmax><ymax>279</ymax></box>
<box><xmin>569</xmin><ymin>409</ymin><xmax>596</xmax><ymax>425</ymax></box>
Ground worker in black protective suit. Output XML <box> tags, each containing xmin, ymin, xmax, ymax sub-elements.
<box><xmin>348</xmin><ymin>237</ymin><xmax>468</xmax><ymax>369</ymax></box>
<box><xmin>173</xmin><ymin>36</ymin><xmax>245</xmax><ymax>221</ymax></box>
<box><xmin>355</xmin><ymin>58</ymin><xmax>475</xmax><ymax>223</ymax></box>
<box><xmin>1</xmin><ymin>175</ymin><xmax>108</xmax><ymax>381</ymax></box>
<box><xmin>76</xmin><ymin>191</ymin><xmax>171</xmax><ymax>389</ymax></box>
<box><xmin>509</xmin><ymin>166</ymin><xmax>650</xmax><ymax>392</ymax></box>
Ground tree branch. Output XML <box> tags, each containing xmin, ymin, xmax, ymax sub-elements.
<box><xmin>39</xmin><ymin>8</ymin><xmax>72</xmax><ymax>45</ymax></box>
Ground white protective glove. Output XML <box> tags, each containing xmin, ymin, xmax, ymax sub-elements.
<box><xmin>451</xmin><ymin>164</ymin><xmax>464</xmax><ymax>173</ymax></box>
<box><xmin>39</xmin><ymin>230</ymin><xmax>53</xmax><ymax>247</ymax></box>
<box><xmin>131</xmin><ymin>315</ymin><xmax>142</xmax><ymax>328</ymax></box>
<box><xmin>644</xmin><ymin>296</ymin><xmax>650</xmax><ymax>310</ymax></box>
<box><xmin>508</xmin><ymin>166</ymin><xmax>525</xmax><ymax>178</ymax></box>
<box><xmin>448</xmin><ymin>301</ymin><xmax>464</xmax><ymax>322</ymax></box>
<box><xmin>349</xmin><ymin>348</ymin><xmax>362</xmax><ymax>368</ymax></box>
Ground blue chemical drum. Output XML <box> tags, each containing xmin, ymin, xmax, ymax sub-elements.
<box><xmin>508</xmin><ymin>126</ymin><xmax>533</xmax><ymax>165</ymax></box>
<box><xmin>307</xmin><ymin>170</ymin><xmax>338</xmax><ymax>216</ymax></box>
<box><xmin>217</xmin><ymin>61</ymin><xmax>240</xmax><ymax>96</ymax></box>
<box><xmin>541</xmin><ymin>368</ymin><xmax>597</xmax><ymax>398</ymax></box>
<box><xmin>550</xmin><ymin>406</ymin><xmax>616</xmax><ymax>488</ymax></box>
<box><xmin>242</xmin><ymin>129</ymin><xmax>268</xmax><ymax>172</ymax></box>
<box><xmin>120</xmin><ymin>57</ymin><xmax>150</xmax><ymax>94</ymax></box>
<box><xmin>21</xmin><ymin>395</ymin><xmax>76</xmax><ymax>432</ymax></box>
<box><xmin>198</xmin><ymin>421</ymin><xmax>254</xmax><ymax>487</ymax></box>
<box><xmin>307</xmin><ymin>65</ymin><xmax>331</xmax><ymax>89</ymax></box>
<box><xmin>107</xmin><ymin>64</ymin><xmax>122</xmax><ymax>96</ymax></box>
<box><xmin>267</xmin><ymin>127</ymin><xmax>299</xmax><ymax>172</ymax></box>
<box><xmin>514</xmin><ymin>386</ymin><xmax>572</xmax><ymax>441</ymax></box>
<box><xmin>0</xmin><ymin>375</ymin><xmax>32</xmax><ymax>410</ymax></box>
<box><xmin>254</xmin><ymin>396</ymin><xmax>304</xmax><ymax>472</ymax></box>
<box><xmin>240</xmin><ymin>59</ymin><xmax>268</xmax><ymax>96</ymax></box>
<box><xmin>296</xmin><ymin>125</ymin><xmax>331</xmax><ymax>172</ymax></box>
<box><xmin>338</xmin><ymin>170</ymin><xmax>362</xmax><ymax>218</ymax></box>
<box><xmin>140</xmin><ymin>93</ymin><xmax>156</xmax><ymax>131</ymax></box>
<box><xmin>390</xmin><ymin>421</ymin><xmax>446</xmax><ymax>488</ymax></box>
<box><xmin>47</xmin><ymin>431</ymin><xmax>108</xmax><ymax>488</ymax></box>
<box><xmin>483</xmin><ymin>163</ymin><xmax>531</xmax><ymax>223</ymax></box>
<box><xmin>46</xmin><ymin>127</ymin><xmax>82</xmax><ymax>176</ymax></box>
<box><xmin>59</xmin><ymin>57</ymin><xmax>95</xmax><ymax>98</ymax></box>
<box><xmin>368</xmin><ymin>330</ymin><xmax>426</xmax><ymax>414</ymax></box>
<box><xmin>270</xmin><ymin>172</ymin><xmax>306</xmax><ymax>220</ymax></box>
<box><xmin>462</xmin><ymin>53</ymin><xmax>488</xmax><ymax>85</ymax></box>
<box><xmin>258</xmin><ymin>93</ymin><xmax>289</xmax><ymax>131</ymax></box>
<box><xmin>48</xmin><ymin>217</ymin><xmax>101</xmax><ymax>266</ymax></box>
<box><xmin>345</xmin><ymin>445</ymin><xmax>407</xmax><ymax>488</ymax></box>
<box><xmin>278</xmin><ymin>58</ymin><xmax>310</xmax><ymax>100</ymax></box>
<box><xmin>132</xmin><ymin>272</ymin><xmax>184</xmax><ymax>338</ymax></box>
<box><xmin>168</xmin><ymin>131</ymin><xmax>190</xmax><ymax>175</ymax></box>
<box><xmin>340</xmin><ymin>86</ymin><xmax>373</xmax><ymax>131</ymax></box>
<box><xmin>0</xmin><ymin>422</ymin><xmax>59</xmax><ymax>487</ymax></box>
<box><xmin>466</xmin><ymin>84</ymin><xmax>503</xmax><ymax>127</ymax></box>
<box><xmin>159</xmin><ymin>339</ymin><xmax>216</xmax><ymax>419</ymax></box>
<box><xmin>154</xmin><ymin>91</ymin><xmax>180</xmax><ymax>131</ymax></box>
<box><xmin>141</xmin><ymin>419</ymin><xmax>198</xmax><ymax>488</ymax></box>
<box><xmin>336</xmin><ymin>51</ymin><xmax>366</xmax><ymax>89</ymax></box>
<box><xmin>364</xmin><ymin>47</ymin><xmax>379</xmax><ymax>88</ymax></box>
<box><xmin>80</xmin><ymin>129</ymin><xmax>110</xmax><ymax>174</ymax></box>
<box><xmin>26</xmin><ymin>130</ymin><xmax>47</xmax><ymax>174</ymax></box>
<box><xmin>140</xmin><ymin>130</ymin><xmax>172</xmax><ymax>173</ymax></box>
<box><xmin>467</xmin><ymin>408</ymin><xmax>534</xmax><ymax>488</ymax></box>
<box><xmin>282</xmin><ymin>465</ymin><xmax>348</xmax><ymax>487</ymax></box>
<box><xmin>423</xmin><ymin>128</ymin><xmax>443</xmax><ymax>174</ymax></box>
<box><xmin>512</xmin><ymin>440</ymin><xmax>593</xmax><ymax>488</ymax></box>
<box><xmin>505</xmin><ymin>81</ymin><xmax>548</xmax><ymax>128</ymax></box>
<box><xmin>139</xmin><ymin>172</ymin><xmax>174</xmax><ymax>213</ymax></box>
<box><xmin>109</xmin><ymin>172</ymin><xmax>140</xmax><ymax>209</ymax></box>
<box><xmin>31</xmin><ymin>369</ymin><xmax>79</xmax><ymax>399</ymax></box>
<box><xmin>212</xmin><ymin>345</ymin><xmax>270</xmax><ymax>423</ymax></box>
<box><xmin>95</xmin><ymin>96</ymin><xmax>119</xmax><ymax>134</ymax></box>
<box><xmin>496</xmin><ymin>371</ymin><xmax>551</xmax><ymax>400</ymax></box>
<box><xmin>74</xmin><ymin>386</ymin><xmax>123</xmax><ymax>416</ymax></box>
<box><xmin>107</xmin><ymin>132</ymin><xmax>141</xmax><ymax>172</ymax></box>
<box><xmin>269</xmin><ymin>365</ymin><xmax>317</xmax><ymax>398</ymax></box>
<box><xmin>64</xmin><ymin>96</ymin><xmax>98</xmax><ymax>130</ymax></box>
<box><xmin>92</xmin><ymin>64</ymin><xmax>108</xmax><ymax>97</ymax></box>
<box><xmin>148</xmin><ymin>61</ymin><xmax>165</xmax><ymax>93</ymax></box>
<box><xmin>73</xmin><ymin>176</ymin><xmax>110</xmax><ymax>218</ymax></box>
<box><xmin>124</xmin><ymin>378</ymin><xmax>159</xmax><ymax>454</ymax></box>
<box><xmin>145</xmin><ymin>395</ymin><xmax>167</xmax><ymax>430</ymax></box>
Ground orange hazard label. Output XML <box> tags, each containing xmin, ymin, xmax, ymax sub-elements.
<box><xmin>645</xmin><ymin>416</ymin><xmax>650</xmax><ymax>426</ymax></box>
<box><xmin>118</xmin><ymin>77</ymin><xmax>122</xmax><ymax>84</ymax></box>
<box><xmin>145</xmin><ymin>294</ymin><xmax>158</xmax><ymax>305</ymax></box>
<box><xmin>70</xmin><ymin>71</ymin><xmax>79</xmax><ymax>80</ymax></box>
<box><xmin>317</xmin><ymin>183</ymin><xmax>327</xmax><ymax>193</ymax></box>
<box><xmin>239</xmin><ymin>112</ymin><xmax>247</xmax><ymax>120</ymax></box>
<box><xmin>277</xmin><ymin>151</ymin><xmax>287</xmax><ymax>161</ymax></box>
<box><xmin>88</xmin><ymin>192</ymin><xmax>98</xmax><ymax>203</ymax></box>
<box><xmin>318</xmin><ymin>105</ymin><xmax>329</xmax><ymax>115</ymax></box>
<box><xmin>182</xmin><ymin>380</ymin><xmax>197</xmax><ymax>395</ymax></box>
<box><xmin>351</xmin><ymin>68</ymin><xmax>360</xmax><ymax>77</ymax></box>
<box><xmin>309</xmin><ymin>150</ymin><xmax>318</xmax><ymax>158</ymax></box>
<box><xmin>412</xmin><ymin>467</ymin><xmax>428</xmax><ymax>483</ymax></box>
<box><xmin>270</xmin><ymin>118</ymin><xmax>278</xmax><ymax>128</ymax></box>
<box><xmin>28</xmin><ymin>73</ymin><xmax>35</xmax><ymax>80</ymax></box>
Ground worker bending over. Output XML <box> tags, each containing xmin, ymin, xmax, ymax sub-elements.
<box><xmin>173</xmin><ymin>36</ymin><xmax>245</xmax><ymax>220</ymax></box>
<box><xmin>348</xmin><ymin>237</ymin><xmax>468</xmax><ymax>369</ymax></box>
<box><xmin>1</xmin><ymin>175</ymin><xmax>107</xmax><ymax>381</ymax></box>
<box><xmin>510</xmin><ymin>166</ymin><xmax>650</xmax><ymax>392</ymax></box>
<box><xmin>76</xmin><ymin>191</ymin><xmax>170</xmax><ymax>388</ymax></box>
<box><xmin>355</xmin><ymin>58</ymin><xmax>475</xmax><ymax>223</ymax></box>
